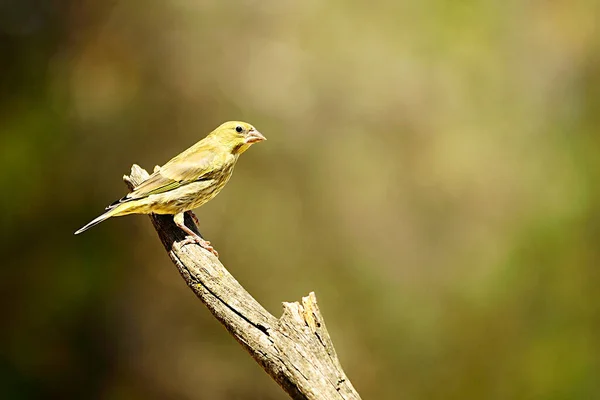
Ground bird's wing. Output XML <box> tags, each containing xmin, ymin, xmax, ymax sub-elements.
<box><xmin>107</xmin><ymin>145</ymin><xmax>222</xmax><ymax>209</ymax></box>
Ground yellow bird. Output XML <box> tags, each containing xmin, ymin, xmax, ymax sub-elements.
<box><xmin>75</xmin><ymin>121</ymin><xmax>266</xmax><ymax>256</ymax></box>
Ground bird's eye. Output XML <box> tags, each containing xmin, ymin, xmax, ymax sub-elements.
<box><xmin>235</xmin><ymin>125</ymin><xmax>243</xmax><ymax>133</ymax></box>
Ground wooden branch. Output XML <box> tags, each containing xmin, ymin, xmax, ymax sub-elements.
<box><xmin>124</xmin><ymin>164</ymin><xmax>362</xmax><ymax>400</ymax></box>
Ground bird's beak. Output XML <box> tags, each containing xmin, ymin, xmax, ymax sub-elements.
<box><xmin>245</xmin><ymin>129</ymin><xmax>267</xmax><ymax>144</ymax></box>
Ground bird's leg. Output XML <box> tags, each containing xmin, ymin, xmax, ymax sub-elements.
<box><xmin>185</xmin><ymin>211</ymin><xmax>210</xmax><ymax>246</ymax></box>
<box><xmin>173</xmin><ymin>212</ymin><xmax>218</xmax><ymax>257</ymax></box>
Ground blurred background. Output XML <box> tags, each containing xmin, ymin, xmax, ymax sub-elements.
<box><xmin>1</xmin><ymin>0</ymin><xmax>599</xmax><ymax>399</ymax></box>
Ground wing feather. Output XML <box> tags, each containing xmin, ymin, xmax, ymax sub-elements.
<box><xmin>108</xmin><ymin>142</ymin><xmax>223</xmax><ymax>209</ymax></box>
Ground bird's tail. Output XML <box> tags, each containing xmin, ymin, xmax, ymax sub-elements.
<box><xmin>74</xmin><ymin>207</ymin><xmax>120</xmax><ymax>235</ymax></box>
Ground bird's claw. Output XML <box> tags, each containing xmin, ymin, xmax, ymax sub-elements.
<box><xmin>180</xmin><ymin>235</ymin><xmax>219</xmax><ymax>257</ymax></box>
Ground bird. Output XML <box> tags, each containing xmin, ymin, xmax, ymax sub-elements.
<box><xmin>75</xmin><ymin>121</ymin><xmax>266</xmax><ymax>257</ymax></box>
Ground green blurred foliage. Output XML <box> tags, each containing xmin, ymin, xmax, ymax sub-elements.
<box><xmin>1</xmin><ymin>0</ymin><xmax>599</xmax><ymax>399</ymax></box>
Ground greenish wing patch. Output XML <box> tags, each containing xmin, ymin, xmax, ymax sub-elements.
<box><xmin>145</xmin><ymin>180</ymin><xmax>182</xmax><ymax>195</ymax></box>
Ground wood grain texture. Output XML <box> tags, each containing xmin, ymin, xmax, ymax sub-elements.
<box><xmin>124</xmin><ymin>164</ymin><xmax>361</xmax><ymax>400</ymax></box>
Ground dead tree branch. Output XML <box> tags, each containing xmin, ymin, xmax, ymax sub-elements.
<box><xmin>124</xmin><ymin>164</ymin><xmax>361</xmax><ymax>400</ymax></box>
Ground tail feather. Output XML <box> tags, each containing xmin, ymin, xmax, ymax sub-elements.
<box><xmin>74</xmin><ymin>208</ymin><xmax>118</xmax><ymax>235</ymax></box>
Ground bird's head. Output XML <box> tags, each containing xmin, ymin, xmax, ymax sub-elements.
<box><xmin>210</xmin><ymin>121</ymin><xmax>266</xmax><ymax>154</ymax></box>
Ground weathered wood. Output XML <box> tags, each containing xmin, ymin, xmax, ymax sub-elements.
<box><xmin>124</xmin><ymin>164</ymin><xmax>361</xmax><ymax>400</ymax></box>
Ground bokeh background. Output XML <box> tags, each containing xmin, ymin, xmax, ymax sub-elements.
<box><xmin>1</xmin><ymin>0</ymin><xmax>599</xmax><ymax>399</ymax></box>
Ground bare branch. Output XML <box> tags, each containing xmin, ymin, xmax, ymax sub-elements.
<box><xmin>125</xmin><ymin>164</ymin><xmax>361</xmax><ymax>400</ymax></box>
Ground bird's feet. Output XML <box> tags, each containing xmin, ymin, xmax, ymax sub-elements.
<box><xmin>180</xmin><ymin>234</ymin><xmax>219</xmax><ymax>257</ymax></box>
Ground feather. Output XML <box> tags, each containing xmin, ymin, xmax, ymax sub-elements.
<box><xmin>75</xmin><ymin>120</ymin><xmax>266</xmax><ymax>250</ymax></box>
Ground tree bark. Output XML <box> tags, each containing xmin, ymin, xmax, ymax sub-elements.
<box><xmin>124</xmin><ymin>164</ymin><xmax>362</xmax><ymax>400</ymax></box>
